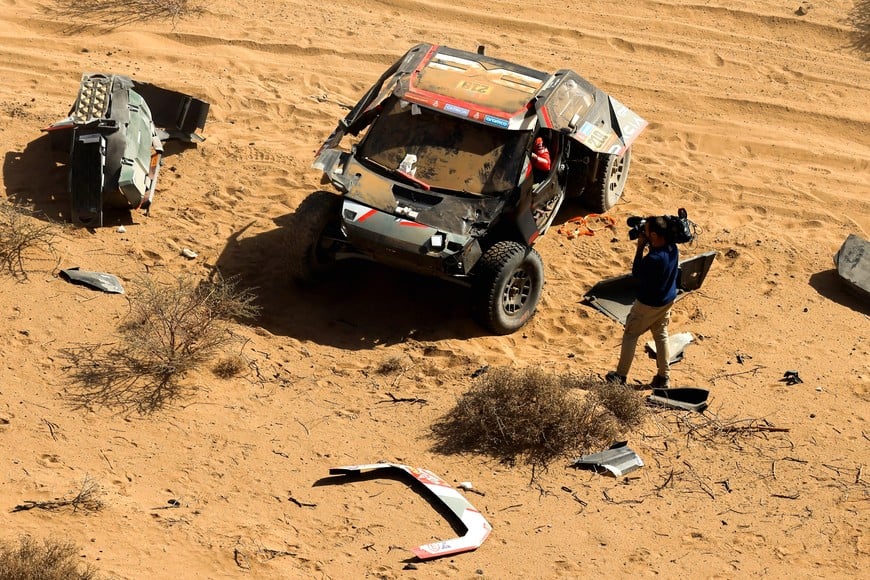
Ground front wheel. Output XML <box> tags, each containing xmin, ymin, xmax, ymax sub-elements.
<box><xmin>583</xmin><ymin>147</ymin><xmax>632</xmax><ymax>213</ymax></box>
<box><xmin>285</xmin><ymin>190</ymin><xmax>342</xmax><ymax>283</ymax></box>
<box><xmin>472</xmin><ymin>241</ymin><xmax>544</xmax><ymax>335</ymax></box>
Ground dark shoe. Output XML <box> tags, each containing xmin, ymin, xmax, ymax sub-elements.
<box><xmin>605</xmin><ymin>371</ymin><xmax>627</xmax><ymax>385</ymax></box>
<box><xmin>650</xmin><ymin>375</ymin><xmax>670</xmax><ymax>389</ymax></box>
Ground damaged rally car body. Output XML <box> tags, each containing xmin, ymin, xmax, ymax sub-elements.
<box><xmin>300</xmin><ymin>43</ymin><xmax>647</xmax><ymax>334</ymax></box>
<box><xmin>44</xmin><ymin>73</ymin><xmax>209</xmax><ymax>227</ymax></box>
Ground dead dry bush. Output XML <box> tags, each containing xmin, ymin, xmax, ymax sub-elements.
<box><xmin>212</xmin><ymin>352</ymin><xmax>248</xmax><ymax>379</ymax></box>
<box><xmin>62</xmin><ymin>273</ymin><xmax>259</xmax><ymax>412</ymax></box>
<box><xmin>431</xmin><ymin>367</ymin><xmax>646</xmax><ymax>474</ymax></box>
<box><xmin>49</xmin><ymin>0</ymin><xmax>199</xmax><ymax>28</ymax></box>
<box><xmin>11</xmin><ymin>476</ymin><xmax>104</xmax><ymax>514</ymax></box>
<box><xmin>0</xmin><ymin>536</ymin><xmax>97</xmax><ymax>580</ymax></box>
<box><xmin>0</xmin><ymin>202</ymin><xmax>61</xmax><ymax>280</ymax></box>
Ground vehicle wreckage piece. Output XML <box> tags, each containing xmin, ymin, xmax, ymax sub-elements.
<box><xmin>570</xmin><ymin>442</ymin><xmax>643</xmax><ymax>477</ymax></box>
<box><xmin>647</xmin><ymin>387</ymin><xmax>709</xmax><ymax>413</ymax></box>
<box><xmin>833</xmin><ymin>234</ymin><xmax>870</xmax><ymax>303</ymax></box>
<box><xmin>328</xmin><ymin>463</ymin><xmax>492</xmax><ymax>559</ymax></box>
<box><xmin>645</xmin><ymin>332</ymin><xmax>695</xmax><ymax>364</ymax></box>
<box><xmin>584</xmin><ymin>252</ymin><xmax>716</xmax><ymax>325</ymax></box>
<box><xmin>60</xmin><ymin>267</ymin><xmax>124</xmax><ymax>294</ymax></box>
<box><xmin>44</xmin><ymin>73</ymin><xmax>209</xmax><ymax>227</ymax></box>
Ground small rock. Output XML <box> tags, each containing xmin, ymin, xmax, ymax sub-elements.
<box><xmin>795</xmin><ymin>2</ymin><xmax>812</xmax><ymax>16</ymax></box>
<box><xmin>181</xmin><ymin>248</ymin><xmax>197</xmax><ymax>259</ymax></box>
<box><xmin>403</xmin><ymin>563</ymin><xmax>418</xmax><ymax>570</ymax></box>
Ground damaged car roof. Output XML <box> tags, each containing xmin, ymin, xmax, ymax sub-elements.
<box><xmin>327</xmin><ymin>42</ymin><xmax>647</xmax><ymax>156</ymax></box>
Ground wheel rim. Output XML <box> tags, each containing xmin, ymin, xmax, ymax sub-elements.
<box><xmin>501</xmin><ymin>267</ymin><xmax>533</xmax><ymax>316</ymax></box>
<box><xmin>606</xmin><ymin>154</ymin><xmax>628</xmax><ymax>204</ymax></box>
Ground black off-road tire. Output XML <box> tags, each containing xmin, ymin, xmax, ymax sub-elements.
<box><xmin>472</xmin><ymin>241</ymin><xmax>544</xmax><ymax>335</ymax></box>
<box><xmin>583</xmin><ymin>147</ymin><xmax>632</xmax><ymax>213</ymax></box>
<box><xmin>286</xmin><ymin>190</ymin><xmax>342</xmax><ymax>283</ymax></box>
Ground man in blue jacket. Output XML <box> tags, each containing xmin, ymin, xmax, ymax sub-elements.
<box><xmin>606</xmin><ymin>216</ymin><xmax>679</xmax><ymax>389</ymax></box>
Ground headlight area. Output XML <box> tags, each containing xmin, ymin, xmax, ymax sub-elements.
<box><xmin>341</xmin><ymin>199</ymin><xmax>480</xmax><ymax>279</ymax></box>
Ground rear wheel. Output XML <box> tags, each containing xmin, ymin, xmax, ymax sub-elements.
<box><xmin>472</xmin><ymin>241</ymin><xmax>544</xmax><ymax>335</ymax></box>
<box><xmin>286</xmin><ymin>190</ymin><xmax>342</xmax><ymax>282</ymax></box>
<box><xmin>583</xmin><ymin>147</ymin><xmax>632</xmax><ymax>212</ymax></box>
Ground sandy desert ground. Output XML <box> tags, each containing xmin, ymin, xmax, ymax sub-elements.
<box><xmin>1</xmin><ymin>0</ymin><xmax>868</xmax><ymax>578</ymax></box>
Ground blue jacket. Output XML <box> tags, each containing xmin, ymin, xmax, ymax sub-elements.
<box><xmin>633</xmin><ymin>243</ymin><xmax>679</xmax><ymax>307</ymax></box>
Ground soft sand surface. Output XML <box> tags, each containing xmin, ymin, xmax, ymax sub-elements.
<box><xmin>1</xmin><ymin>1</ymin><xmax>868</xmax><ymax>577</ymax></box>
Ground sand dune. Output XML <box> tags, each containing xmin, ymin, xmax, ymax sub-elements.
<box><xmin>1</xmin><ymin>0</ymin><xmax>868</xmax><ymax>577</ymax></box>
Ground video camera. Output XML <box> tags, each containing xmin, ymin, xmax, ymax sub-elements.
<box><xmin>627</xmin><ymin>208</ymin><xmax>695</xmax><ymax>244</ymax></box>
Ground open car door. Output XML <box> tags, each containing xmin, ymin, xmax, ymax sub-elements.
<box><xmin>535</xmin><ymin>70</ymin><xmax>647</xmax><ymax>155</ymax></box>
<box><xmin>314</xmin><ymin>44</ymin><xmax>431</xmax><ymax>159</ymax></box>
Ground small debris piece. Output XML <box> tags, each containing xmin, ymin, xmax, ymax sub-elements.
<box><xmin>117</xmin><ymin>225</ymin><xmax>126</xmax><ymax>233</ymax></box>
<box><xmin>60</xmin><ymin>268</ymin><xmax>124</xmax><ymax>294</ymax></box>
<box><xmin>781</xmin><ymin>370</ymin><xmax>803</xmax><ymax>386</ymax></box>
<box><xmin>570</xmin><ymin>441</ymin><xmax>644</xmax><ymax>477</ymax></box>
<box><xmin>471</xmin><ymin>365</ymin><xmax>489</xmax><ymax>378</ymax></box>
<box><xmin>181</xmin><ymin>248</ymin><xmax>197</xmax><ymax>259</ymax></box>
<box><xmin>648</xmin><ymin>387</ymin><xmax>710</xmax><ymax>413</ymax></box>
<box><xmin>645</xmin><ymin>332</ymin><xmax>694</xmax><ymax>364</ymax></box>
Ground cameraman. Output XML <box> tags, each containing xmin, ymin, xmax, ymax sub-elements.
<box><xmin>606</xmin><ymin>216</ymin><xmax>679</xmax><ymax>389</ymax></box>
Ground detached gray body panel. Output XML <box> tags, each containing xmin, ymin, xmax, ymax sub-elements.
<box><xmin>584</xmin><ymin>251</ymin><xmax>717</xmax><ymax>325</ymax></box>
<box><xmin>571</xmin><ymin>442</ymin><xmax>643</xmax><ymax>477</ymax></box>
<box><xmin>834</xmin><ymin>234</ymin><xmax>870</xmax><ymax>303</ymax></box>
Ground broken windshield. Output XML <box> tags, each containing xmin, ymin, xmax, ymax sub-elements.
<box><xmin>357</xmin><ymin>98</ymin><xmax>527</xmax><ymax>196</ymax></box>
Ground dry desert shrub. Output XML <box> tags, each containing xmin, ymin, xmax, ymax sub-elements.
<box><xmin>375</xmin><ymin>354</ymin><xmax>407</xmax><ymax>375</ymax></box>
<box><xmin>0</xmin><ymin>536</ymin><xmax>97</xmax><ymax>580</ymax></box>
<box><xmin>588</xmin><ymin>376</ymin><xmax>648</xmax><ymax>428</ymax></box>
<box><xmin>431</xmin><ymin>367</ymin><xmax>646</xmax><ymax>474</ymax></box>
<box><xmin>0</xmin><ymin>201</ymin><xmax>61</xmax><ymax>280</ymax></box>
<box><xmin>11</xmin><ymin>476</ymin><xmax>105</xmax><ymax>514</ymax></box>
<box><xmin>62</xmin><ymin>273</ymin><xmax>259</xmax><ymax>412</ymax></box>
<box><xmin>212</xmin><ymin>352</ymin><xmax>248</xmax><ymax>379</ymax></box>
<box><xmin>50</xmin><ymin>0</ymin><xmax>199</xmax><ymax>28</ymax></box>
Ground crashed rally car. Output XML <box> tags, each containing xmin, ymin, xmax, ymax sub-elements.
<box><xmin>45</xmin><ymin>73</ymin><xmax>209</xmax><ymax>227</ymax></box>
<box><xmin>293</xmin><ymin>43</ymin><xmax>647</xmax><ymax>334</ymax></box>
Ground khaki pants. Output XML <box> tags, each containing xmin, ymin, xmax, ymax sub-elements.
<box><xmin>616</xmin><ymin>300</ymin><xmax>673</xmax><ymax>379</ymax></box>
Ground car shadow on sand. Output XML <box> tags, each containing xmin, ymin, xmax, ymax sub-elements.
<box><xmin>214</xmin><ymin>213</ymin><xmax>490</xmax><ymax>349</ymax></box>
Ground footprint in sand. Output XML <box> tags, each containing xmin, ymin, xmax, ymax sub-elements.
<box><xmin>607</xmin><ymin>37</ymin><xmax>636</xmax><ymax>53</ymax></box>
<box><xmin>700</xmin><ymin>51</ymin><xmax>725</xmax><ymax>67</ymax></box>
<box><xmin>38</xmin><ymin>453</ymin><xmax>62</xmax><ymax>467</ymax></box>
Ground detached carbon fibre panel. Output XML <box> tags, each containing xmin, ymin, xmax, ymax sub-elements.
<box><xmin>69</xmin><ymin>131</ymin><xmax>105</xmax><ymax>227</ymax></box>
<box><xmin>131</xmin><ymin>81</ymin><xmax>209</xmax><ymax>140</ymax></box>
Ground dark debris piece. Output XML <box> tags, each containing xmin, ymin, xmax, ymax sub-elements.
<box><xmin>781</xmin><ymin>370</ymin><xmax>803</xmax><ymax>386</ymax></box>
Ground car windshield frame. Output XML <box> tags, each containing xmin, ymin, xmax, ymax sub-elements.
<box><xmin>357</xmin><ymin>98</ymin><xmax>528</xmax><ymax>196</ymax></box>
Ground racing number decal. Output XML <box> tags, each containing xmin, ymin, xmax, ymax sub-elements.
<box><xmin>579</xmin><ymin>122</ymin><xmax>610</xmax><ymax>150</ymax></box>
<box><xmin>457</xmin><ymin>80</ymin><xmax>491</xmax><ymax>95</ymax></box>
